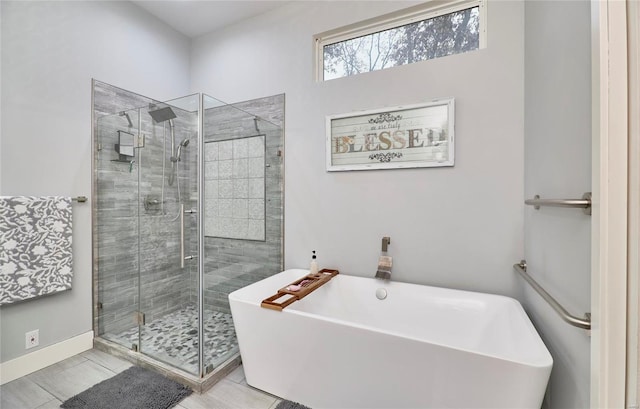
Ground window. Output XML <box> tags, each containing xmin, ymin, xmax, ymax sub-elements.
<box><xmin>314</xmin><ymin>0</ymin><xmax>486</xmax><ymax>81</ymax></box>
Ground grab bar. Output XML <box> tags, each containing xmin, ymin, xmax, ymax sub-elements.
<box><xmin>180</xmin><ymin>203</ymin><xmax>185</xmax><ymax>269</ymax></box>
<box><xmin>525</xmin><ymin>192</ymin><xmax>592</xmax><ymax>215</ymax></box>
<box><xmin>514</xmin><ymin>260</ymin><xmax>591</xmax><ymax>330</ymax></box>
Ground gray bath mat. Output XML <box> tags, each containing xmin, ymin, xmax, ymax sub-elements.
<box><xmin>276</xmin><ymin>400</ymin><xmax>311</xmax><ymax>409</ymax></box>
<box><xmin>60</xmin><ymin>366</ymin><xmax>191</xmax><ymax>409</ymax></box>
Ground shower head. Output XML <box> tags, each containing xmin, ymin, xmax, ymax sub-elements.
<box><xmin>171</xmin><ymin>138</ymin><xmax>190</xmax><ymax>162</ymax></box>
<box><xmin>148</xmin><ymin>106</ymin><xmax>177</xmax><ymax>123</ymax></box>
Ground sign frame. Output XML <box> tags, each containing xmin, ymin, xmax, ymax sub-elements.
<box><xmin>326</xmin><ymin>98</ymin><xmax>455</xmax><ymax>171</ymax></box>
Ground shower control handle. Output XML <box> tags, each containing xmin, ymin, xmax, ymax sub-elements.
<box><xmin>180</xmin><ymin>204</ymin><xmax>185</xmax><ymax>269</ymax></box>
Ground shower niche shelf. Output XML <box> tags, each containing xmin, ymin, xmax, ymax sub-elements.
<box><xmin>114</xmin><ymin>130</ymin><xmax>135</xmax><ymax>160</ymax></box>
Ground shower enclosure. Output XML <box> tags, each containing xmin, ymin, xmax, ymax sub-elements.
<box><xmin>92</xmin><ymin>80</ymin><xmax>283</xmax><ymax>389</ymax></box>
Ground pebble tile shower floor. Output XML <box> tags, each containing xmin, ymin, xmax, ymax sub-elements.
<box><xmin>102</xmin><ymin>304</ymin><xmax>238</xmax><ymax>375</ymax></box>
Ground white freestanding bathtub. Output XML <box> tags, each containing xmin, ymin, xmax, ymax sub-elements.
<box><xmin>229</xmin><ymin>269</ymin><xmax>552</xmax><ymax>408</ymax></box>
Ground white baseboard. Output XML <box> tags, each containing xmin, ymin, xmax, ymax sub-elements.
<box><xmin>0</xmin><ymin>330</ymin><xmax>94</xmax><ymax>385</ymax></box>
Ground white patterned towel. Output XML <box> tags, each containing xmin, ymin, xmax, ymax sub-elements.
<box><xmin>0</xmin><ymin>196</ymin><xmax>73</xmax><ymax>306</ymax></box>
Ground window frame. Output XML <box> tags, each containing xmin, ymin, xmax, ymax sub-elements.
<box><xmin>313</xmin><ymin>0</ymin><xmax>487</xmax><ymax>81</ymax></box>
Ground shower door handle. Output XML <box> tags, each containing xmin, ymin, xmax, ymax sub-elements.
<box><xmin>180</xmin><ymin>203</ymin><xmax>185</xmax><ymax>269</ymax></box>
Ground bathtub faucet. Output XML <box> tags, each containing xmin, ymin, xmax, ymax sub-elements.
<box><xmin>375</xmin><ymin>264</ymin><xmax>391</xmax><ymax>280</ymax></box>
<box><xmin>375</xmin><ymin>237</ymin><xmax>392</xmax><ymax>280</ymax></box>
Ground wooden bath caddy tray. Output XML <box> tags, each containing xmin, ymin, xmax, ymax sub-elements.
<box><xmin>261</xmin><ymin>269</ymin><xmax>339</xmax><ymax>311</ymax></box>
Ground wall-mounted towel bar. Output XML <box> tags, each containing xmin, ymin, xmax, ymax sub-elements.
<box><xmin>514</xmin><ymin>260</ymin><xmax>591</xmax><ymax>330</ymax></box>
<box><xmin>72</xmin><ymin>196</ymin><xmax>88</xmax><ymax>203</ymax></box>
<box><xmin>525</xmin><ymin>192</ymin><xmax>592</xmax><ymax>215</ymax></box>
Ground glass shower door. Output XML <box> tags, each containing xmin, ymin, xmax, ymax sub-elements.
<box><xmin>137</xmin><ymin>97</ymin><xmax>200</xmax><ymax>375</ymax></box>
<box><xmin>95</xmin><ymin>107</ymin><xmax>141</xmax><ymax>351</ymax></box>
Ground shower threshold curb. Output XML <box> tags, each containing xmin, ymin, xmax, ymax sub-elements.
<box><xmin>93</xmin><ymin>337</ymin><xmax>240</xmax><ymax>394</ymax></box>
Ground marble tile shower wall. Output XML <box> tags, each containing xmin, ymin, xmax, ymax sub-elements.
<box><xmin>194</xmin><ymin>94</ymin><xmax>284</xmax><ymax>312</ymax></box>
<box><xmin>94</xmin><ymin>81</ymin><xmax>198</xmax><ymax>337</ymax></box>
<box><xmin>204</xmin><ymin>135</ymin><xmax>266</xmax><ymax>241</ymax></box>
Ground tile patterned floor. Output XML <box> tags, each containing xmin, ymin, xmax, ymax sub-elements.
<box><xmin>102</xmin><ymin>304</ymin><xmax>238</xmax><ymax>375</ymax></box>
<box><xmin>0</xmin><ymin>349</ymin><xmax>281</xmax><ymax>409</ymax></box>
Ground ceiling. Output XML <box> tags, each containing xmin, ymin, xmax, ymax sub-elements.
<box><xmin>132</xmin><ymin>1</ymin><xmax>290</xmax><ymax>38</ymax></box>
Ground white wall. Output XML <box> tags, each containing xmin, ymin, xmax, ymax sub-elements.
<box><xmin>191</xmin><ymin>1</ymin><xmax>525</xmax><ymax>296</ymax></box>
<box><xmin>0</xmin><ymin>0</ymin><xmax>190</xmax><ymax>362</ymax></box>
<box><xmin>524</xmin><ymin>1</ymin><xmax>592</xmax><ymax>408</ymax></box>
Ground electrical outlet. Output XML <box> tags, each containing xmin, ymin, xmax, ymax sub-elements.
<box><xmin>25</xmin><ymin>329</ymin><xmax>39</xmax><ymax>349</ymax></box>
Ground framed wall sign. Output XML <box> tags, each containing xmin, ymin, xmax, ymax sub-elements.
<box><xmin>326</xmin><ymin>98</ymin><xmax>455</xmax><ymax>171</ymax></box>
